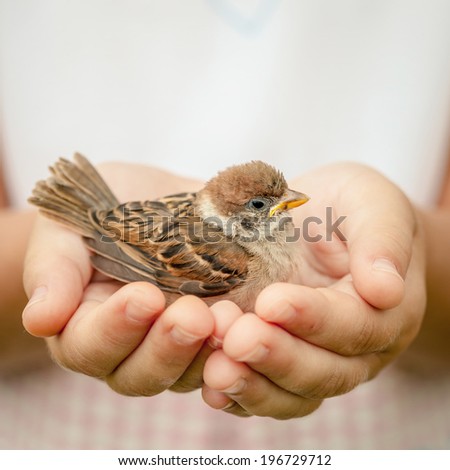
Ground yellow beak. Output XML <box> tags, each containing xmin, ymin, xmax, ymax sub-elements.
<box><xmin>269</xmin><ymin>189</ymin><xmax>310</xmax><ymax>217</ymax></box>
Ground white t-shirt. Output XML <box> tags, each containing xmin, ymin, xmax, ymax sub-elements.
<box><xmin>1</xmin><ymin>0</ymin><xmax>450</xmax><ymax>449</ymax></box>
<box><xmin>1</xmin><ymin>0</ymin><xmax>450</xmax><ymax>206</ymax></box>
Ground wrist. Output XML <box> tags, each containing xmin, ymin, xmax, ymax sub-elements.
<box><xmin>403</xmin><ymin>206</ymin><xmax>450</xmax><ymax>368</ymax></box>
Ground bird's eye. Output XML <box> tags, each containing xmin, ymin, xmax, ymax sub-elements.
<box><xmin>247</xmin><ymin>198</ymin><xmax>269</xmax><ymax>211</ymax></box>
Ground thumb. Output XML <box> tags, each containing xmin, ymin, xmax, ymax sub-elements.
<box><xmin>22</xmin><ymin>216</ymin><xmax>91</xmax><ymax>337</ymax></box>
<box><xmin>346</xmin><ymin>199</ymin><xmax>416</xmax><ymax>310</ymax></box>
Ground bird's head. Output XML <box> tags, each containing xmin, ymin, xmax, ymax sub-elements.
<box><xmin>197</xmin><ymin>161</ymin><xmax>309</xmax><ymax>242</ymax></box>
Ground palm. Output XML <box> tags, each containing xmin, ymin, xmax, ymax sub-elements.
<box><xmin>289</xmin><ymin>162</ymin><xmax>416</xmax><ymax>306</ymax></box>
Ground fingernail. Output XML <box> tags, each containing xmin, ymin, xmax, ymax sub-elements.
<box><xmin>236</xmin><ymin>344</ymin><xmax>269</xmax><ymax>363</ymax></box>
<box><xmin>221</xmin><ymin>400</ymin><xmax>237</xmax><ymax>411</ymax></box>
<box><xmin>125</xmin><ymin>299</ymin><xmax>155</xmax><ymax>323</ymax></box>
<box><xmin>170</xmin><ymin>325</ymin><xmax>204</xmax><ymax>346</ymax></box>
<box><xmin>372</xmin><ymin>258</ymin><xmax>403</xmax><ymax>279</ymax></box>
<box><xmin>208</xmin><ymin>335</ymin><xmax>223</xmax><ymax>349</ymax></box>
<box><xmin>24</xmin><ymin>286</ymin><xmax>48</xmax><ymax>310</ymax></box>
<box><xmin>266</xmin><ymin>299</ymin><xmax>296</xmax><ymax>323</ymax></box>
<box><xmin>223</xmin><ymin>377</ymin><xmax>247</xmax><ymax>395</ymax></box>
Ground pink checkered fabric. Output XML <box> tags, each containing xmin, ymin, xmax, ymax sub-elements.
<box><xmin>1</xmin><ymin>361</ymin><xmax>449</xmax><ymax>449</ymax></box>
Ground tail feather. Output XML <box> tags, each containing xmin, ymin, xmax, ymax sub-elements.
<box><xmin>51</xmin><ymin>154</ymin><xmax>118</xmax><ymax>208</ymax></box>
<box><xmin>29</xmin><ymin>153</ymin><xmax>119</xmax><ymax>237</ymax></box>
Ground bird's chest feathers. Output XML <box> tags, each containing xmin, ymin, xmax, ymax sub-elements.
<box><xmin>244</xmin><ymin>232</ymin><xmax>298</xmax><ymax>284</ymax></box>
<box><xmin>196</xmin><ymin>194</ymin><xmax>298</xmax><ymax>283</ymax></box>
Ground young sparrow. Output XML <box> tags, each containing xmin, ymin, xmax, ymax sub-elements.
<box><xmin>29</xmin><ymin>154</ymin><xmax>309</xmax><ymax>311</ymax></box>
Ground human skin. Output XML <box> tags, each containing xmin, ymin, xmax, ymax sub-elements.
<box><xmin>17</xmin><ymin>158</ymin><xmax>447</xmax><ymax>418</ymax></box>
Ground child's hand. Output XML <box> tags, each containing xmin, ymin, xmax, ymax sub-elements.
<box><xmin>202</xmin><ymin>163</ymin><xmax>426</xmax><ymax>418</ymax></box>
<box><xmin>23</xmin><ymin>162</ymin><xmax>216</xmax><ymax>395</ymax></box>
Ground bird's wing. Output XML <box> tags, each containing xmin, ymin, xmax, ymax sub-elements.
<box><xmin>84</xmin><ymin>195</ymin><xmax>248</xmax><ymax>296</ymax></box>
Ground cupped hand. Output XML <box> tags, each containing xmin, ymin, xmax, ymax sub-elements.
<box><xmin>22</xmin><ymin>162</ymin><xmax>216</xmax><ymax>395</ymax></box>
<box><xmin>202</xmin><ymin>162</ymin><xmax>426</xmax><ymax>418</ymax></box>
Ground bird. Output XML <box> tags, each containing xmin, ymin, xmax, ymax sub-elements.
<box><xmin>29</xmin><ymin>154</ymin><xmax>309</xmax><ymax>311</ymax></box>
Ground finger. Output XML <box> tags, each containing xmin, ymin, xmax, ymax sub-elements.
<box><xmin>171</xmin><ymin>300</ymin><xmax>244</xmax><ymax>392</ymax></box>
<box><xmin>223</xmin><ymin>314</ymin><xmax>382</xmax><ymax>399</ymax></box>
<box><xmin>202</xmin><ymin>385</ymin><xmax>251</xmax><ymax>417</ymax></box>
<box><xmin>203</xmin><ymin>350</ymin><xmax>322</xmax><ymax>419</ymax></box>
<box><xmin>208</xmin><ymin>300</ymin><xmax>244</xmax><ymax>349</ymax></box>
<box><xmin>344</xmin><ymin>177</ymin><xmax>416</xmax><ymax>309</ymax></box>
<box><xmin>49</xmin><ymin>282</ymin><xmax>166</xmax><ymax>377</ymax></box>
<box><xmin>170</xmin><ymin>343</ymin><xmax>215</xmax><ymax>392</ymax></box>
<box><xmin>22</xmin><ymin>216</ymin><xmax>92</xmax><ymax>337</ymax></box>
<box><xmin>106</xmin><ymin>295</ymin><xmax>214</xmax><ymax>397</ymax></box>
<box><xmin>255</xmin><ymin>282</ymin><xmax>401</xmax><ymax>356</ymax></box>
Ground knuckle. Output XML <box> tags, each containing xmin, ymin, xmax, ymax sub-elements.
<box><xmin>49</xmin><ymin>334</ymin><xmax>112</xmax><ymax>378</ymax></box>
<box><xmin>169</xmin><ymin>375</ymin><xmax>203</xmax><ymax>393</ymax></box>
<box><xmin>62</xmin><ymin>343</ymin><xmax>108</xmax><ymax>377</ymax></box>
<box><xmin>349</xmin><ymin>319</ymin><xmax>376</xmax><ymax>355</ymax></box>
<box><xmin>106</xmin><ymin>370</ymin><xmax>172</xmax><ymax>397</ymax></box>
<box><xmin>272</xmin><ymin>400</ymin><xmax>323</xmax><ymax>420</ymax></box>
<box><xmin>298</xmin><ymin>363</ymin><xmax>365</xmax><ymax>399</ymax></box>
<box><xmin>337</xmin><ymin>296</ymin><xmax>379</xmax><ymax>356</ymax></box>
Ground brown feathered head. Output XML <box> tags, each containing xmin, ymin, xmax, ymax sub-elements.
<box><xmin>196</xmin><ymin>161</ymin><xmax>309</xmax><ymax>239</ymax></box>
<box><xmin>203</xmin><ymin>161</ymin><xmax>287</xmax><ymax>215</ymax></box>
